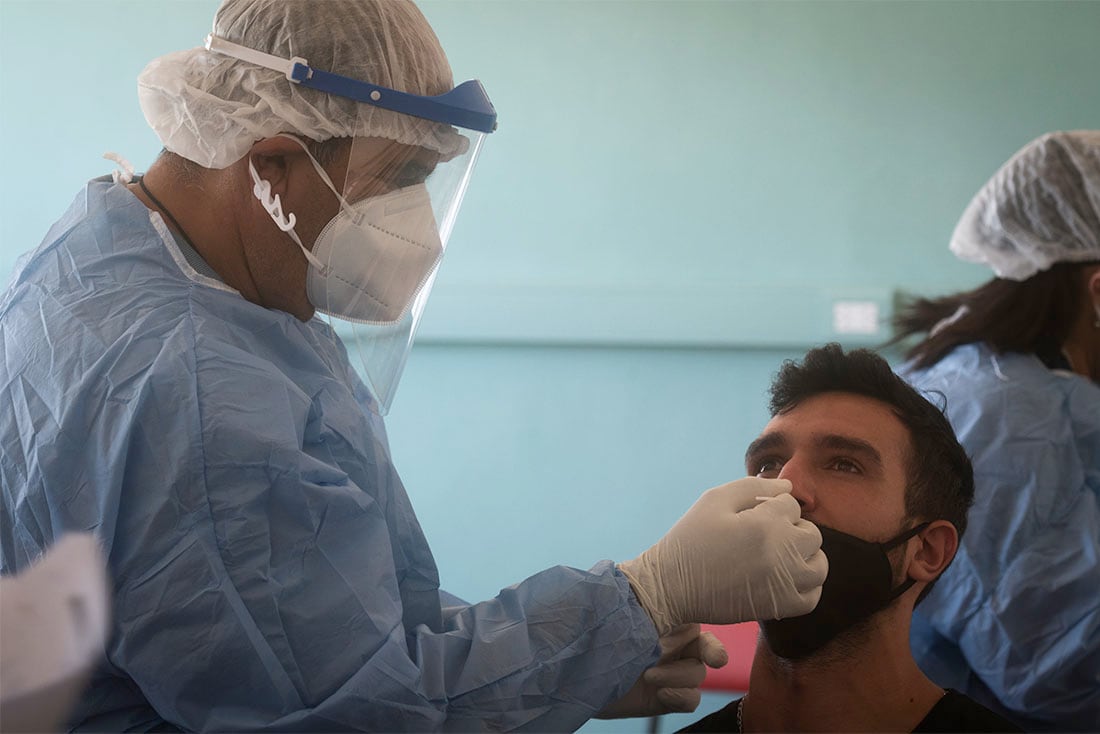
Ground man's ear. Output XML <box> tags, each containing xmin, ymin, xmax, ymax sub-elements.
<box><xmin>247</xmin><ymin>137</ymin><xmax>307</xmax><ymax>196</ymax></box>
<box><xmin>908</xmin><ymin>520</ymin><xmax>958</xmax><ymax>583</ymax></box>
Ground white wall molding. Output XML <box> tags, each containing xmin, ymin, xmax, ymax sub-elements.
<box><xmin>393</xmin><ymin>283</ymin><xmax>897</xmax><ymax>348</ymax></box>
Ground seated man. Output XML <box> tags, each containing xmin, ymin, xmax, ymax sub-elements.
<box><xmin>681</xmin><ymin>344</ymin><xmax>1021</xmax><ymax>733</ymax></box>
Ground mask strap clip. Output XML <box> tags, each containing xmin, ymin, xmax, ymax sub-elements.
<box><xmin>104</xmin><ymin>152</ymin><xmax>135</xmax><ymax>184</ymax></box>
<box><xmin>248</xmin><ymin>158</ymin><xmax>326</xmax><ymax>272</ymax></box>
<box><xmin>249</xmin><ymin>159</ymin><xmax>297</xmax><ymax>231</ymax></box>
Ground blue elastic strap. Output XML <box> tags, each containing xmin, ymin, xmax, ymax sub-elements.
<box><xmin>299</xmin><ymin>68</ymin><xmax>497</xmax><ymax>134</ymax></box>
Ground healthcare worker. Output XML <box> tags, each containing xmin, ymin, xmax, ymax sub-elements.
<box><xmin>0</xmin><ymin>1</ymin><xmax>827</xmax><ymax>731</ymax></box>
<box><xmin>892</xmin><ymin>130</ymin><xmax>1100</xmax><ymax>732</ymax></box>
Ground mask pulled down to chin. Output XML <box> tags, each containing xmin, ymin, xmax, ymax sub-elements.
<box><xmin>761</xmin><ymin>522</ymin><xmax>927</xmax><ymax>660</ymax></box>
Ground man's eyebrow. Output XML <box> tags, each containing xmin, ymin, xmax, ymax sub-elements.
<box><xmin>744</xmin><ymin>432</ymin><xmax>786</xmax><ymax>467</ymax></box>
<box><xmin>817</xmin><ymin>434</ymin><xmax>884</xmax><ymax>470</ymax></box>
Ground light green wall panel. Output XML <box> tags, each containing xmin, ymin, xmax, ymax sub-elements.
<box><xmin>416</xmin><ymin>0</ymin><xmax>1100</xmax><ymax>301</ymax></box>
<box><xmin>1</xmin><ymin>3</ymin><xmax>1097</xmax><ymax>731</ymax></box>
<box><xmin>5</xmin><ymin>1</ymin><xmax>1100</xmax><ymax>311</ymax></box>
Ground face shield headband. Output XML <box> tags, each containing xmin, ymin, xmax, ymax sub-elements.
<box><xmin>205</xmin><ymin>34</ymin><xmax>497</xmax><ymax>134</ymax></box>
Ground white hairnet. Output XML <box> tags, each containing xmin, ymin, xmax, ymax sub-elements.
<box><xmin>950</xmin><ymin>130</ymin><xmax>1100</xmax><ymax>281</ymax></box>
<box><xmin>137</xmin><ymin>0</ymin><xmax>466</xmax><ymax>169</ymax></box>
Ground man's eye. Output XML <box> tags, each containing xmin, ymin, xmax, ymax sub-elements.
<box><xmin>754</xmin><ymin>459</ymin><xmax>783</xmax><ymax>477</ymax></box>
<box><xmin>829</xmin><ymin>458</ymin><xmax>861</xmax><ymax>474</ymax></box>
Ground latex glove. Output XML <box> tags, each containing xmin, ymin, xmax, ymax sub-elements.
<box><xmin>596</xmin><ymin>624</ymin><xmax>728</xmax><ymax>719</ymax></box>
<box><xmin>618</xmin><ymin>477</ymin><xmax>826</xmax><ymax>636</ymax></box>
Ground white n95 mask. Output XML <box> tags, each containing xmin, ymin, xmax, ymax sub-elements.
<box><xmin>249</xmin><ymin>141</ymin><xmax>442</xmax><ymax>325</ymax></box>
<box><xmin>309</xmin><ymin>183</ymin><xmax>442</xmax><ymax>324</ymax></box>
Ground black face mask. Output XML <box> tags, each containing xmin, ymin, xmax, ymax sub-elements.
<box><xmin>762</xmin><ymin>522</ymin><xmax>929</xmax><ymax>660</ymax></box>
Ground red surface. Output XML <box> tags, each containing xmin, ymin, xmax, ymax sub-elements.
<box><xmin>700</xmin><ymin>622</ymin><xmax>758</xmax><ymax>692</ymax></box>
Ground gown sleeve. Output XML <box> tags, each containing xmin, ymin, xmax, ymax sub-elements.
<box><xmin>92</xmin><ymin>309</ymin><xmax>660</xmax><ymax>732</ymax></box>
<box><xmin>2</xmin><ymin>183</ymin><xmax>661</xmax><ymax>732</ymax></box>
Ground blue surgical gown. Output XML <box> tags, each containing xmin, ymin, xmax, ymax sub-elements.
<box><xmin>0</xmin><ymin>178</ymin><xmax>659</xmax><ymax>732</ymax></box>
<box><xmin>901</xmin><ymin>343</ymin><xmax>1100</xmax><ymax>732</ymax></box>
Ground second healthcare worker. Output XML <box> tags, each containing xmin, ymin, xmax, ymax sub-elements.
<box><xmin>894</xmin><ymin>130</ymin><xmax>1100</xmax><ymax>731</ymax></box>
<box><xmin>0</xmin><ymin>1</ymin><xmax>826</xmax><ymax>731</ymax></box>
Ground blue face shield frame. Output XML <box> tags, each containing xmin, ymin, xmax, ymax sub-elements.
<box><xmin>205</xmin><ymin>34</ymin><xmax>497</xmax><ymax>134</ymax></box>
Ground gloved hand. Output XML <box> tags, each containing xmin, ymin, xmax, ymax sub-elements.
<box><xmin>596</xmin><ymin>623</ymin><xmax>728</xmax><ymax>719</ymax></box>
<box><xmin>618</xmin><ymin>477</ymin><xmax>826</xmax><ymax>636</ymax></box>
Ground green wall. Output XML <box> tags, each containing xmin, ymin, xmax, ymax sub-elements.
<box><xmin>2</xmin><ymin>1</ymin><xmax>1099</xmax><ymax>730</ymax></box>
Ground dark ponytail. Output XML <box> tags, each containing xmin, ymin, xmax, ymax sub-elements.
<box><xmin>890</xmin><ymin>262</ymin><xmax>1097</xmax><ymax>369</ymax></box>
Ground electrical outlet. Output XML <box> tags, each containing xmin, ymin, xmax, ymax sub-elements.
<box><xmin>833</xmin><ymin>300</ymin><xmax>880</xmax><ymax>335</ymax></box>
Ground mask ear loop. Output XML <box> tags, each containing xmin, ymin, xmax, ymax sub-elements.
<box><xmin>880</xmin><ymin>521</ymin><xmax>931</xmax><ymax>600</ymax></box>
<box><xmin>276</xmin><ymin>134</ymin><xmax>356</xmax><ymax>214</ymax></box>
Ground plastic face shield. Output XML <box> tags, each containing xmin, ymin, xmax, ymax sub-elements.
<box><xmin>329</xmin><ymin>125</ymin><xmax>486</xmax><ymax>414</ymax></box>
<box><xmin>205</xmin><ymin>35</ymin><xmax>496</xmax><ymax>414</ymax></box>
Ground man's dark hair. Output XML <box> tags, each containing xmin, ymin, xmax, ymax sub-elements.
<box><xmin>769</xmin><ymin>343</ymin><xmax>975</xmax><ymax>601</ymax></box>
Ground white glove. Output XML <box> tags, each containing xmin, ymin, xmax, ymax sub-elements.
<box><xmin>596</xmin><ymin>624</ymin><xmax>728</xmax><ymax>719</ymax></box>
<box><xmin>618</xmin><ymin>477</ymin><xmax>827</xmax><ymax>636</ymax></box>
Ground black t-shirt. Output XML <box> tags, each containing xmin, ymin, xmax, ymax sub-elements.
<box><xmin>678</xmin><ymin>690</ymin><xmax>1023</xmax><ymax>733</ymax></box>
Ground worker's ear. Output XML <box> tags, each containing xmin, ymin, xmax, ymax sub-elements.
<box><xmin>906</xmin><ymin>520</ymin><xmax>958</xmax><ymax>583</ymax></box>
<box><xmin>1087</xmin><ymin>266</ymin><xmax>1100</xmax><ymax>304</ymax></box>
<box><xmin>247</xmin><ymin>136</ymin><xmax>308</xmax><ymax>198</ymax></box>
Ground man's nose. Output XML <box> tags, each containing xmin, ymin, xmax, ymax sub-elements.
<box><xmin>777</xmin><ymin>461</ymin><xmax>814</xmax><ymax>514</ymax></box>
